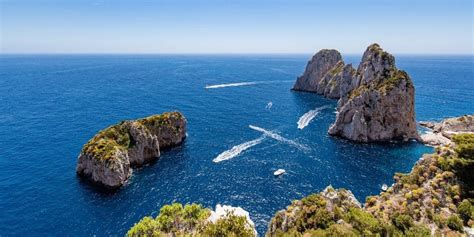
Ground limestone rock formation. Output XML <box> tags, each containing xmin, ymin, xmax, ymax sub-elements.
<box><xmin>76</xmin><ymin>112</ymin><xmax>186</xmax><ymax>189</ymax></box>
<box><xmin>293</xmin><ymin>50</ymin><xmax>343</xmax><ymax>94</ymax></box>
<box><xmin>420</xmin><ymin>115</ymin><xmax>474</xmax><ymax>146</ymax></box>
<box><xmin>328</xmin><ymin>44</ymin><xmax>419</xmax><ymax>142</ymax></box>
<box><xmin>293</xmin><ymin>44</ymin><xmax>419</xmax><ymax>142</ymax></box>
<box><xmin>267</xmin><ymin>186</ymin><xmax>362</xmax><ymax>235</ymax></box>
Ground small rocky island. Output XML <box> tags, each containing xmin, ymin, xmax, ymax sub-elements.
<box><xmin>294</xmin><ymin>44</ymin><xmax>419</xmax><ymax>142</ymax></box>
<box><xmin>76</xmin><ymin>112</ymin><xmax>186</xmax><ymax>189</ymax></box>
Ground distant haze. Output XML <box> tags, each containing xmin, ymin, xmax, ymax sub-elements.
<box><xmin>1</xmin><ymin>0</ymin><xmax>473</xmax><ymax>54</ymax></box>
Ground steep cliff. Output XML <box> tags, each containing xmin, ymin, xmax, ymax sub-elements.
<box><xmin>328</xmin><ymin>44</ymin><xmax>419</xmax><ymax>142</ymax></box>
<box><xmin>76</xmin><ymin>112</ymin><xmax>186</xmax><ymax>189</ymax></box>
<box><xmin>292</xmin><ymin>49</ymin><xmax>344</xmax><ymax>95</ymax></box>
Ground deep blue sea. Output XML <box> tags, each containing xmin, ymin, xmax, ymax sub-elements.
<box><xmin>0</xmin><ymin>54</ymin><xmax>472</xmax><ymax>236</ymax></box>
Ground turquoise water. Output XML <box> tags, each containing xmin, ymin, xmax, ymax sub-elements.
<box><xmin>0</xmin><ymin>54</ymin><xmax>472</xmax><ymax>235</ymax></box>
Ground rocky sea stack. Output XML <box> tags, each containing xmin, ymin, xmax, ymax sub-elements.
<box><xmin>76</xmin><ymin>112</ymin><xmax>186</xmax><ymax>189</ymax></box>
<box><xmin>294</xmin><ymin>43</ymin><xmax>419</xmax><ymax>142</ymax></box>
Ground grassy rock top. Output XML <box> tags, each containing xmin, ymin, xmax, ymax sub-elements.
<box><xmin>81</xmin><ymin>112</ymin><xmax>185</xmax><ymax>161</ymax></box>
<box><xmin>82</xmin><ymin>122</ymin><xmax>131</xmax><ymax>160</ymax></box>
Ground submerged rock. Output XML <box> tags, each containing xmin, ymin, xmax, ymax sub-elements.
<box><xmin>76</xmin><ymin>112</ymin><xmax>186</xmax><ymax>189</ymax></box>
<box><xmin>328</xmin><ymin>44</ymin><xmax>419</xmax><ymax>142</ymax></box>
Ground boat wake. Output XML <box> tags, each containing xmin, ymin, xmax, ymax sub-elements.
<box><xmin>205</xmin><ymin>80</ymin><xmax>293</xmax><ymax>89</ymax></box>
<box><xmin>213</xmin><ymin>136</ymin><xmax>265</xmax><ymax>163</ymax></box>
<box><xmin>297</xmin><ymin>105</ymin><xmax>332</xmax><ymax>129</ymax></box>
<box><xmin>206</xmin><ymin>82</ymin><xmax>258</xmax><ymax>89</ymax></box>
<box><xmin>249</xmin><ymin>125</ymin><xmax>309</xmax><ymax>151</ymax></box>
<box><xmin>265</xmin><ymin>102</ymin><xmax>273</xmax><ymax>110</ymax></box>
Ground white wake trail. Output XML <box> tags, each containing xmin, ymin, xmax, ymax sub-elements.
<box><xmin>205</xmin><ymin>80</ymin><xmax>293</xmax><ymax>89</ymax></box>
<box><xmin>297</xmin><ymin>105</ymin><xmax>332</xmax><ymax>130</ymax></box>
<box><xmin>265</xmin><ymin>102</ymin><xmax>273</xmax><ymax>110</ymax></box>
<box><xmin>205</xmin><ymin>82</ymin><xmax>259</xmax><ymax>89</ymax></box>
<box><xmin>213</xmin><ymin>136</ymin><xmax>265</xmax><ymax>163</ymax></box>
<box><xmin>249</xmin><ymin>125</ymin><xmax>309</xmax><ymax>151</ymax></box>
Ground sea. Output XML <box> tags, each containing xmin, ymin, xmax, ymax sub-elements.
<box><xmin>0</xmin><ymin>54</ymin><xmax>472</xmax><ymax>235</ymax></box>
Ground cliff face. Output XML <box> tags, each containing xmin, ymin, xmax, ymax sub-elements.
<box><xmin>292</xmin><ymin>49</ymin><xmax>345</xmax><ymax>95</ymax></box>
<box><xmin>328</xmin><ymin>44</ymin><xmax>419</xmax><ymax>142</ymax></box>
<box><xmin>293</xmin><ymin>44</ymin><xmax>418</xmax><ymax>142</ymax></box>
<box><xmin>76</xmin><ymin>112</ymin><xmax>186</xmax><ymax>189</ymax></box>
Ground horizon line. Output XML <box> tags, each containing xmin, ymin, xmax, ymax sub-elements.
<box><xmin>1</xmin><ymin>52</ymin><xmax>473</xmax><ymax>56</ymax></box>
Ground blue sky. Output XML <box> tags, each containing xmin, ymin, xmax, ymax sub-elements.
<box><xmin>1</xmin><ymin>0</ymin><xmax>472</xmax><ymax>54</ymax></box>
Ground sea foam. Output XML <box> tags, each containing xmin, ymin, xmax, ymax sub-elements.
<box><xmin>205</xmin><ymin>80</ymin><xmax>293</xmax><ymax>89</ymax></box>
<box><xmin>213</xmin><ymin>136</ymin><xmax>265</xmax><ymax>163</ymax></box>
<box><xmin>297</xmin><ymin>105</ymin><xmax>332</xmax><ymax>129</ymax></box>
<box><xmin>249</xmin><ymin>125</ymin><xmax>309</xmax><ymax>151</ymax></box>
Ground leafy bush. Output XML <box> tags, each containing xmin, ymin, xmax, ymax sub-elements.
<box><xmin>393</xmin><ymin>214</ymin><xmax>414</xmax><ymax>233</ymax></box>
<box><xmin>457</xmin><ymin>199</ymin><xmax>474</xmax><ymax>224</ymax></box>
<box><xmin>405</xmin><ymin>225</ymin><xmax>431</xmax><ymax>237</ymax></box>
<box><xmin>446</xmin><ymin>215</ymin><xmax>464</xmax><ymax>231</ymax></box>
<box><xmin>127</xmin><ymin>203</ymin><xmax>210</xmax><ymax>237</ymax></box>
<box><xmin>201</xmin><ymin>212</ymin><xmax>255</xmax><ymax>237</ymax></box>
<box><xmin>452</xmin><ymin>134</ymin><xmax>474</xmax><ymax>159</ymax></box>
<box><xmin>347</xmin><ymin>208</ymin><xmax>382</xmax><ymax>234</ymax></box>
<box><xmin>127</xmin><ymin>216</ymin><xmax>161</xmax><ymax>237</ymax></box>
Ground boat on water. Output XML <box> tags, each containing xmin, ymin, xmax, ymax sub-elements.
<box><xmin>274</xmin><ymin>169</ymin><xmax>286</xmax><ymax>176</ymax></box>
<box><xmin>381</xmin><ymin>184</ymin><xmax>388</xmax><ymax>191</ymax></box>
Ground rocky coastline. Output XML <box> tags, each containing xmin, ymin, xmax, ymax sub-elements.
<box><xmin>267</xmin><ymin>133</ymin><xmax>473</xmax><ymax>236</ymax></box>
<box><xmin>420</xmin><ymin>115</ymin><xmax>474</xmax><ymax>146</ymax></box>
<box><xmin>122</xmin><ymin>47</ymin><xmax>473</xmax><ymax>236</ymax></box>
<box><xmin>76</xmin><ymin>112</ymin><xmax>186</xmax><ymax>189</ymax></box>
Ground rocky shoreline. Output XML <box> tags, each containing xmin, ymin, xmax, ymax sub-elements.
<box><xmin>76</xmin><ymin>112</ymin><xmax>186</xmax><ymax>189</ymax></box>
<box><xmin>420</xmin><ymin>115</ymin><xmax>474</xmax><ymax>146</ymax></box>
<box><xmin>270</xmin><ymin>134</ymin><xmax>474</xmax><ymax>236</ymax></box>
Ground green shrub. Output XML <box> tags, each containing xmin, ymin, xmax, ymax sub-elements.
<box><xmin>347</xmin><ymin>208</ymin><xmax>382</xmax><ymax>234</ymax></box>
<box><xmin>446</xmin><ymin>215</ymin><xmax>464</xmax><ymax>231</ymax></box>
<box><xmin>458</xmin><ymin>199</ymin><xmax>474</xmax><ymax>224</ymax></box>
<box><xmin>405</xmin><ymin>225</ymin><xmax>431</xmax><ymax>237</ymax></box>
<box><xmin>127</xmin><ymin>216</ymin><xmax>161</xmax><ymax>237</ymax></box>
<box><xmin>201</xmin><ymin>212</ymin><xmax>255</xmax><ymax>237</ymax></box>
<box><xmin>452</xmin><ymin>134</ymin><xmax>474</xmax><ymax>159</ymax></box>
<box><xmin>324</xmin><ymin>224</ymin><xmax>359</xmax><ymax>236</ymax></box>
<box><xmin>127</xmin><ymin>203</ymin><xmax>210</xmax><ymax>236</ymax></box>
<box><xmin>393</xmin><ymin>214</ymin><xmax>414</xmax><ymax>233</ymax></box>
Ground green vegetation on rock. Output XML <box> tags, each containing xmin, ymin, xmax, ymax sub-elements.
<box><xmin>267</xmin><ymin>134</ymin><xmax>474</xmax><ymax>236</ymax></box>
<box><xmin>127</xmin><ymin>203</ymin><xmax>255</xmax><ymax>237</ymax></box>
<box><xmin>82</xmin><ymin>123</ymin><xmax>132</xmax><ymax>160</ymax></box>
<box><xmin>81</xmin><ymin>112</ymin><xmax>184</xmax><ymax>161</ymax></box>
<box><xmin>201</xmin><ymin>212</ymin><xmax>255</xmax><ymax>237</ymax></box>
